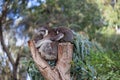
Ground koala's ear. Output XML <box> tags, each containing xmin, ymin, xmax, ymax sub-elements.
<box><xmin>44</xmin><ymin>30</ymin><xmax>48</xmax><ymax>37</ymax></box>
<box><xmin>34</xmin><ymin>28</ymin><xmax>43</xmax><ymax>35</ymax></box>
<box><xmin>34</xmin><ymin>28</ymin><xmax>38</xmax><ymax>34</ymax></box>
<box><xmin>56</xmin><ymin>31</ymin><xmax>59</xmax><ymax>34</ymax></box>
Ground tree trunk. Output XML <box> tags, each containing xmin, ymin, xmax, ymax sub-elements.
<box><xmin>28</xmin><ymin>40</ymin><xmax>73</xmax><ymax>80</ymax></box>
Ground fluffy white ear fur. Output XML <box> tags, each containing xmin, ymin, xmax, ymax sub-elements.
<box><xmin>44</xmin><ymin>30</ymin><xmax>48</xmax><ymax>37</ymax></box>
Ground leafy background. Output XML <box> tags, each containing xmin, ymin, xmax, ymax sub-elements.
<box><xmin>0</xmin><ymin>0</ymin><xmax>120</xmax><ymax>80</ymax></box>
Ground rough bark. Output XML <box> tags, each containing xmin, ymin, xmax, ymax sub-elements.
<box><xmin>28</xmin><ymin>40</ymin><xmax>73</xmax><ymax>80</ymax></box>
<box><xmin>56</xmin><ymin>43</ymin><xmax>73</xmax><ymax>80</ymax></box>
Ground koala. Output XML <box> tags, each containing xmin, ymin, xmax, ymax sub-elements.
<box><xmin>34</xmin><ymin>26</ymin><xmax>58</xmax><ymax>60</ymax></box>
<box><xmin>54</xmin><ymin>27</ymin><xmax>74</xmax><ymax>42</ymax></box>
<box><xmin>33</xmin><ymin>26</ymin><xmax>74</xmax><ymax>60</ymax></box>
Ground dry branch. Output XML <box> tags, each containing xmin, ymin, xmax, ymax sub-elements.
<box><xmin>56</xmin><ymin>43</ymin><xmax>73</xmax><ymax>80</ymax></box>
<box><xmin>28</xmin><ymin>40</ymin><xmax>73</xmax><ymax>80</ymax></box>
<box><xmin>28</xmin><ymin>40</ymin><xmax>61</xmax><ymax>80</ymax></box>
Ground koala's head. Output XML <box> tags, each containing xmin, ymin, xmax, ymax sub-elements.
<box><xmin>37</xmin><ymin>26</ymin><xmax>49</xmax><ymax>37</ymax></box>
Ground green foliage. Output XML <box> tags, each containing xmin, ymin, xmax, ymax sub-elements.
<box><xmin>96</xmin><ymin>27</ymin><xmax>120</xmax><ymax>52</ymax></box>
<box><xmin>96</xmin><ymin>0</ymin><xmax>120</xmax><ymax>27</ymax></box>
<box><xmin>26</xmin><ymin>0</ymin><xmax>102</xmax><ymax>39</ymax></box>
<box><xmin>90</xmin><ymin>51</ymin><xmax>120</xmax><ymax>80</ymax></box>
<box><xmin>26</xmin><ymin>58</ymin><xmax>44</xmax><ymax>80</ymax></box>
<box><xmin>1</xmin><ymin>0</ymin><xmax>120</xmax><ymax>79</ymax></box>
<box><xmin>71</xmin><ymin>33</ymin><xmax>97</xmax><ymax>80</ymax></box>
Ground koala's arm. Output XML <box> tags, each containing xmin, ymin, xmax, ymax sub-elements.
<box><xmin>50</xmin><ymin>33</ymin><xmax>64</xmax><ymax>41</ymax></box>
<box><xmin>35</xmin><ymin>39</ymin><xmax>52</xmax><ymax>48</ymax></box>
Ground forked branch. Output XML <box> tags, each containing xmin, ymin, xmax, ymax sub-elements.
<box><xmin>28</xmin><ymin>40</ymin><xmax>73</xmax><ymax>80</ymax></box>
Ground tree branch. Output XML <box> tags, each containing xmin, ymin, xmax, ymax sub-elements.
<box><xmin>0</xmin><ymin>0</ymin><xmax>15</xmax><ymax>66</ymax></box>
<box><xmin>13</xmin><ymin>53</ymin><xmax>22</xmax><ymax>80</ymax></box>
<box><xmin>56</xmin><ymin>43</ymin><xmax>73</xmax><ymax>80</ymax></box>
<box><xmin>0</xmin><ymin>1</ymin><xmax>24</xmax><ymax>80</ymax></box>
<box><xmin>28</xmin><ymin>40</ymin><xmax>61</xmax><ymax>80</ymax></box>
<box><xmin>28</xmin><ymin>40</ymin><xmax>73</xmax><ymax>80</ymax></box>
